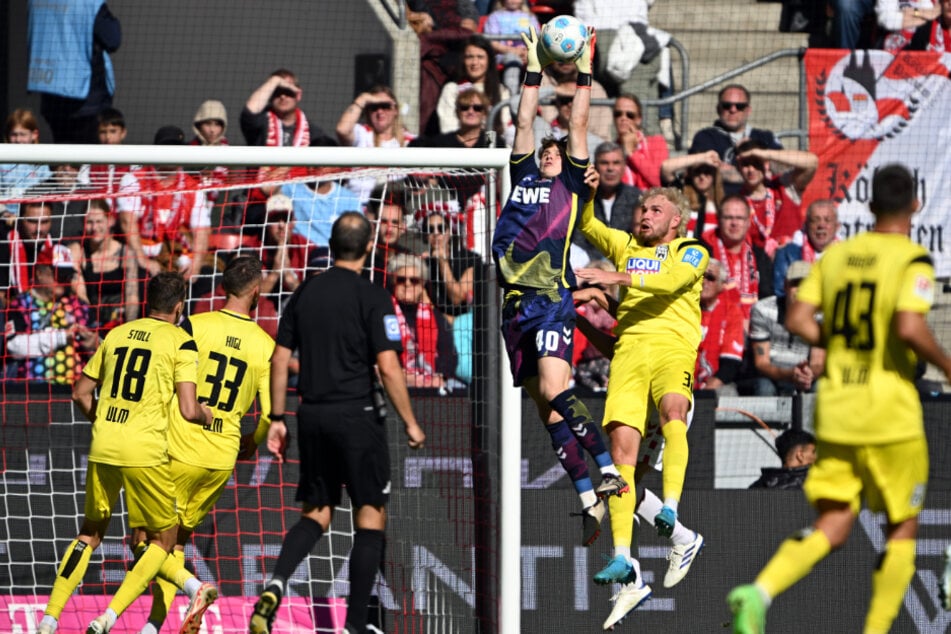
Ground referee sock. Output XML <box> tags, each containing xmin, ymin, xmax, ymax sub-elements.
<box><xmin>865</xmin><ymin>539</ymin><xmax>916</xmax><ymax>633</ymax></box>
<box><xmin>660</xmin><ymin>420</ymin><xmax>689</xmax><ymax>505</ymax></box>
<box><xmin>45</xmin><ymin>538</ymin><xmax>94</xmax><ymax>619</ymax></box>
<box><xmin>346</xmin><ymin>529</ymin><xmax>385</xmax><ymax>632</ymax></box>
<box><xmin>755</xmin><ymin>528</ymin><xmax>831</xmax><ymax>599</ymax></box>
<box><xmin>550</xmin><ymin>390</ymin><xmax>617</xmax><ymax>473</ymax></box>
<box><xmin>273</xmin><ymin>517</ymin><xmax>325</xmax><ymax>582</ymax></box>
<box><xmin>544</xmin><ymin>419</ymin><xmax>594</xmax><ymax>501</ymax></box>
<box><xmin>608</xmin><ymin>464</ymin><xmax>638</xmax><ymax>551</ymax></box>
<box><xmin>109</xmin><ymin>543</ymin><xmax>169</xmax><ymax>617</ymax></box>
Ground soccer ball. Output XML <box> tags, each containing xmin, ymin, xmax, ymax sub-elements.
<box><xmin>540</xmin><ymin>15</ymin><xmax>588</xmax><ymax>63</ymax></box>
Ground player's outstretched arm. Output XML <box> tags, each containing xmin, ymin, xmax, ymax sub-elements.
<box><xmin>72</xmin><ymin>374</ymin><xmax>99</xmax><ymax>423</ymax></box>
<box><xmin>512</xmin><ymin>26</ymin><xmax>550</xmax><ymax>156</ymax></box>
<box><xmin>377</xmin><ymin>350</ymin><xmax>426</xmax><ymax>449</ymax></box>
<box><xmin>567</xmin><ymin>27</ymin><xmax>595</xmax><ymax>162</ymax></box>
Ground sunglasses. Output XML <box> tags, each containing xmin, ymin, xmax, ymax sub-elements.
<box><xmin>613</xmin><ymin>110</ymin><xmax>640</xmax><ymax>120</ymax></box>
<box><xmin>457</xmin><ymin>103</ymin><xmax>485</xmax><ymax>113</ymax></box>
<box><xmin>719</xmin><ymin>101</ymin><xmax>749</xmax><ymax>112</ymax></box>
<box><xmin>427</xmin><ymin>223</ymin><xmax>447</xmax><ymax>234</ymax></box>
<box><xmin>366</xmin><ymin>102</ymin><xmax>396</xmax><ymax>113</ymax></box>
<box><xmin>394</xmin><ymin>275</ymin><xmax>422</xmax><ymax>286</ymax></box>
<box><xmin>272</xmin><ymin>87</ymin><xmax>298</xmax><ymax>99</ymax></box>
<box><xmin>703</xmin><ymin>273</ymin><xmax>718</xmax><ymax>282</ymax></box>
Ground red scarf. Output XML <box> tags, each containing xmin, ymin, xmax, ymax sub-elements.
<box><xmin>928</xmin><ymin>20</ymin><xmax>951</xmax><ymax>51</ymax></box>
<box><xmin>746</xmin><ymin>188</ymin><xmax>775</xmax><ymax>248</ymax></box>
<box><xmin>266</xmin><ymin>109</ymin><xmax>310</xmax><ymax>147</ymax></box>
<box><xmin>8</xmin><ymin>230</ymin><xmax>53</xmax><ymax>294</ymax></box>
<box><xmin>704</xmin><ymin>229</ymin><xmax>759</xmax><ymax>314</ymax></box>
<box><xmin>391</xmin><ymin>298</ymin><xmax>439</xmax><ymax>380</ymax></box>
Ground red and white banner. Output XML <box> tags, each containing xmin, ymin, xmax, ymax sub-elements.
<box><xmin>803</xmin><ymin>49</ymin><xmax>951</xmax><ymax>277</ymax></box>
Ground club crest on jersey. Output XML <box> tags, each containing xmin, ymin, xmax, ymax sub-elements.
<box><xmin>626</xmin><ymin>257</ymin><xmax>661</xmax><ymax>273</ymax></box>
<box><xmin>655</xmin><ymin>245</ymin><xmax>668</xmax><ymax>261</ymax></box>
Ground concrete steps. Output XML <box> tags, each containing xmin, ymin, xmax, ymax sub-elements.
<box><xmin>647</xmin><ymin>0</ymin><xmax>809</xmax><ymax>148</ymax></box>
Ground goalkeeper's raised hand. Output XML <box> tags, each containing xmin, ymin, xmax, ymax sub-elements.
<box><xmin>576</xmin><ymin>27</ymin><xmax>597</xmax><ymax>75</ymax></box>
<box><xmin>520</xmin><ymin>26</ymin><xmax>552</xmax><ymax>73</ymax></box>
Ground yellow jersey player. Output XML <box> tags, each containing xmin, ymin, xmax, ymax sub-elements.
<box><xmin>133</xmin><ymin>256</ymin><xmax>275</xmax><ymax>634</ymax></box>
<box><xmin>728</xmin><ymin>164</ymin><xmax>951</xmax><ymax>634</ymax></box>
<box><xmin>37</xmin><ymin>272</ymin><xmax>214</xmax><ymax>634</ymax></box>
<box><xmin>575</xmin><ymin>186</ymin><xmax>709</xmax><ymax>630</ymax></box>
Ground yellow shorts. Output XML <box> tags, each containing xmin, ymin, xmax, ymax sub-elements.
<box><xmin>170</xmin><ymin>459</ymin><xmax>232</xmax><ymax>532</ymax></box>
<box><xmin>603</xmin><ymin>337</ymin><xmax>695</xmax><ymax>435</ymax></box>
<box><xmin>84</xmin><ymin>461</ymin><xmax>177</xmax><ymax>532</ymax></box>
<box><xmin>803</xmin><ymin>437</ymin><xmax>928</xmax><ymax>523</ymax></box>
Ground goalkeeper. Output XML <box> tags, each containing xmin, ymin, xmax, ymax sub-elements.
<box><xmin>491</xmin><ymin>25</ymin><xmax>629</xmax><ymax>549</ymax></box>
<box><xmin>126</xmin><ymin>256</ymin><xmax>276</xmax><ymax>634</ymax></box>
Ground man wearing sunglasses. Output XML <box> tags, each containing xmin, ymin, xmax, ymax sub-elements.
<box><xmin>688</xmin><ymin>83</ymin><xmax>782</xmax><ymax>192</ymax></box>
<box><xmin>241</xmin><ymin>69</ymin><xmax>334</xmax><ymax>148</ymax></box>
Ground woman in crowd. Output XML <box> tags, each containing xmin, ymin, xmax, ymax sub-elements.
<box><xmin>613</xmin><ymin>93</ymin><xmax>667</xmax><ymax>189</ymax></box>
<box><xmin>1</xmin><ymin>109</ymin><xmax>51</xmax><ymax>217</ymax></box>
<box><xmin>420</xmin><ymin>208</ymin><xmax>480</xmax><ymax>318</ymax></box>
<box><xmin>336</xmin><ymin>85</ymin><xmax>415</xmax><ymax>202</ymax></box>
<box><xmin>68</xmin><ymin>199</ymin><xmax>141</xmax><ymax>331</ymax></box>
<box><xmin>387</xmin><ymin>253</ymin><xmax>458</xmax><ymax>391</ymax></box>
<box><xmin>435</xmin><ymin>35</ymin><xmax>511</xmax><ymax>138</ymax></box>
<box><xmin>661</xmin><ymin>149</ymin><xmax>724</xmax><ymax>238</ymax></box>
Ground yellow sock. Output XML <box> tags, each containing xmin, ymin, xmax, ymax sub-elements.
<box><xmin>45</xmin><ymin>539</ymin><xmax>94</xmax><ymax>619</ymax></box>
<box><xmin>150</xmin><ymin>549</ymin><xmax>188</xmax><ymax>623</ymax></box>
<box><xmin>865</xmin><ymin>539</ymin><xmax>916</xmax><ymax>633</ymax></box>
<box><xmin>108</xmin><ymin>543</ymin><xmax>168</xmax><ymax>617</ymax></box>
<box><xmin>608</xmin><ymin>464</ymin><xmax>638</xmax><ymax>550</ymax></box>
<box><xmin>755</xmin><ymin>529</ymin><xmax>831</xmax><ymax>598</ymax></box>
<box><xmin>661</xmin><ymin>420</ymin><xmax>688</xmax><ymax>503</ymax></box>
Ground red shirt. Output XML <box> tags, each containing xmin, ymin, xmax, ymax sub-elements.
<box><xmin>696</xmin><ymin>295</ymin><xmax>745</xmax><ymax>387</ymax></box>
<box><xmin>745</xmin><ymin>177</ymin><xmax>802</xmax><ymax>251</ymax></box>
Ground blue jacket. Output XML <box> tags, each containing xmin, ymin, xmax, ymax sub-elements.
<box><xmin>28</xmin><ymin>0</ymin><xmax>118</xmax><ymax>99</ymax></box>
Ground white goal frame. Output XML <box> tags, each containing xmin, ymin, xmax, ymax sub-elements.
<box><xmin>0</xmin><ymin>143</ymin><xmax>524</xmax><ymax>634</ymax></box>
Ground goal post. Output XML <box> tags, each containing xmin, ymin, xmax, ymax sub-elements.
<box><xmin>0</xmin><ymin>143</ymin><xmax>525</xmax><ymax>634</ymax></box>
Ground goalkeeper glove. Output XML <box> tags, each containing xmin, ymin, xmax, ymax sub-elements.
<box><xmin>575</xmin><ymin>27</ymin><xmax>597</xmax><ymax>76</ymax></box>
<box><xmin>520</xmin><ymin>26</ymin><xmax>552</xmax><ymax>74</ymax></box>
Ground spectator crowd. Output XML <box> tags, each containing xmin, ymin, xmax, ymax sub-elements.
<box><xmin>4</xmin><ymin>0</ymin><xmax>946</xmax><ymax>396</ymax></box>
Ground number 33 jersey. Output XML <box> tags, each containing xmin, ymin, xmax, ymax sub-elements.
<box><xmin>83</xmin><ymin>317</ymin><xmax>199</xmax><ymax>467</ymax></box>
<box><xmin>170</xmin><ymin>310</ymin><xmax>274</xmax><ymax>470</ymax></box>
<box><xmin>798</xmin><ymin>232</ymin><xmax>934</xmax><ymax>444</ymax></box>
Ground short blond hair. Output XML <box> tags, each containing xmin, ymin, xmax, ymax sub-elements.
<box><xmin>638</xmin><ymin>187</ymin><xmax>691</xmax><ymax>238</ymax></box>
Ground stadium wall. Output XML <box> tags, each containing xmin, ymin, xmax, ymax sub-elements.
<box><xmin>2</xmin><ymin>1</ymin><xmax>413</xmax><ymax>144</ymax></box>
<box><xmin>3</xmin><ymin>389</ymin><xmax>951</xmax><ymax>632</ymax></box>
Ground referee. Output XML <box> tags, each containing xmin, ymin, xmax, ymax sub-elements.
<box><xmin>250</xmin><ymin>211</ymin><xmax>425</xmax><ymax>634</ymax></box>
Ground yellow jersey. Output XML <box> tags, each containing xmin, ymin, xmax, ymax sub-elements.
<box><xmin>169</xmin><ymin>309</ymin><xmax>274</xmax><ymax>470</ymax></box>
<box><xmin>797</xmin><ymin>232</ymin><xmax>934</xmax><ymax>444</ymax></box>
<box><xmin>581</xmin><ymin>201</ymin><xmax>708</xmax><ymax>349</ymax></box>
<box><xmin>83</xmin><ymin>316</ymin><xmax>199</xmax><ymax>467</ymax></box>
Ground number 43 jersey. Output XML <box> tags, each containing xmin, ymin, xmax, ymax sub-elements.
<box><xmin>799</xmin><ymin>232</ymin><xmax>934</xmax><ymax>445</ymax></box>
<box><xmin>84</xmin><ymin>316</ymin><xmax>199</xmax><ymax>468</ymax></box>
<box><xmin>170</xmin><ymin>310</ymin><xmax>274</xmax><ymax>471</ymax></box>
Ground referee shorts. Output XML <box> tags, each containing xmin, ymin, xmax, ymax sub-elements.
<box><xmin>501</xmin><ymin>289</ymin><xmax>576</xmax><ymax>387</ymax></box>
<box><xmin>84</xmin><ymin>461</ymin><xmax>177</xmax><ymax>533</ymax></box>
<box><xmin>296</xmin><ymin>399</ymin><xmax>391</xmax><ymax>509</ymax></box>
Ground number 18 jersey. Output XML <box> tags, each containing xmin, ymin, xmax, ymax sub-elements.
<box><xmin>170</xmin><ymin>310</ymin><xmax>274</xmax><ymax>471</ymax></box>
<box><xmin>798</xmin><ymin>232</ymin><xmax>934</xmax><ymax>445</ymax></box>
<box><xmin>83</xmin><ymin>317</ymin><xmax>199</xmax><ymax>467</ymax></box>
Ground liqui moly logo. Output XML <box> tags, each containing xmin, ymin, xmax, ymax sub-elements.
<box><xmin>626</xmin><ymin>257</ymin><xmax>661</xmax><ymax>273</ymax></box>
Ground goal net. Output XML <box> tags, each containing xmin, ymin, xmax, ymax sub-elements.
<box><xmin>0</xmin><ymin>144</ymin><xmax>508</xmax><ymax>634</ymax></box>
